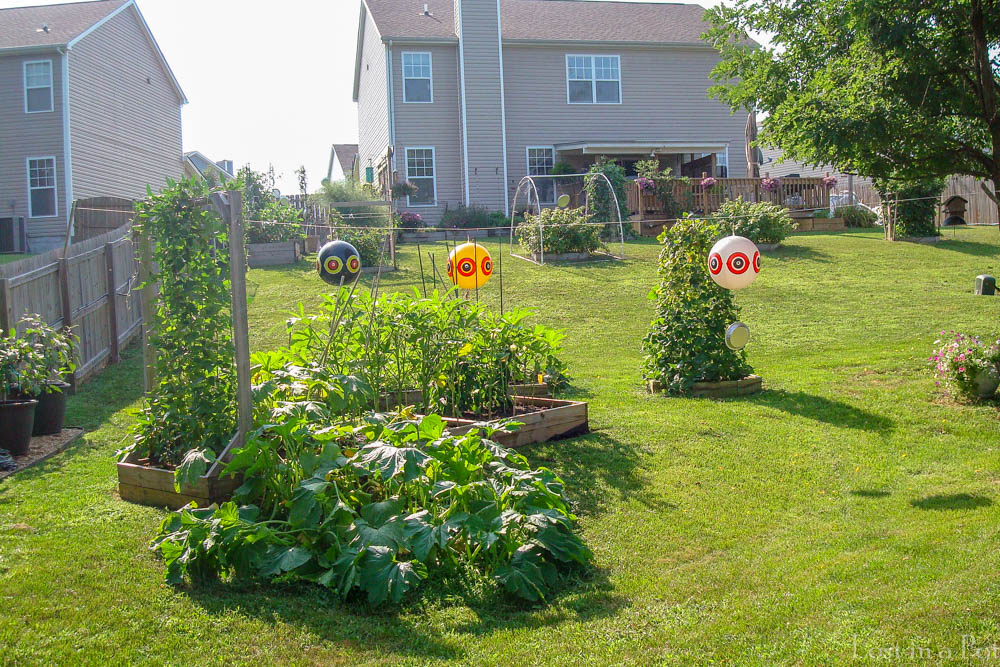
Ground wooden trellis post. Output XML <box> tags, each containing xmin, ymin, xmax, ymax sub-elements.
<box><xmin>226</xmin><ymin>190</ymin><xmax>253</xmax><ymax>443</ymax></box>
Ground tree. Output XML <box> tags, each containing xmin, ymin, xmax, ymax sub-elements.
<box><xmin>704</xmin><ymin>0</ymin><xmax>1000</xmax><ymax>219</ymax></box>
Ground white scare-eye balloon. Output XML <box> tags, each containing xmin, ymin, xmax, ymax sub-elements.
<box><xmin>708</xmin><ymin>235</ymin><xmax>760</xmax><ymax>290</ymax></box>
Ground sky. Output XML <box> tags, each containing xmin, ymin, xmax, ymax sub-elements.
<box><xmin>1</xmin><ymin>0</ymin><xmax>724</xmax><ymax>194</ymax></box>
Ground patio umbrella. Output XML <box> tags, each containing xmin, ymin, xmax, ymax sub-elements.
<box><xmin>745</xmin><ymin>111</ymin><xmax>760</xmax><ymax>178</ymax></box>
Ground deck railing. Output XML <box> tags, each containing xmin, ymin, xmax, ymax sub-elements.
<box><xmin>626</xmin><ymin>177</ymin><xmax>831</xmax><ymax>221</ymax></box>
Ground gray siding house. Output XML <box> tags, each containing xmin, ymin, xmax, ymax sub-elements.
<box><xmin>353</xmin><ymin>0</ymin><xmax>752</xmax><ymax>224</ymax></box>
<box><xmin>0</xmin><ymin>0</ymin><xmax>185</xmax><ymax>253</ymax></box>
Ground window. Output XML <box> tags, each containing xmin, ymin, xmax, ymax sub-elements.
<box><xmin>27</xmin><ymin>158</ymin><xmax>57</xmax><ymax>218</ymax></box>
<box><xmin>402</xmin><ymin>52</ymin><xmax>432</xmax><ymax>103</ymax></box>
<box><xmin>716</xmin><ymin>147</ymin><xmax>729</xmax><ymax>178</ymax></box>
<box><xmin>24</xmin><ymin>60</ymin><xmax>53</xmax><ymax>113</ymax></box>
<box><xmin>566</xmin><ymin>55</ymin><xmax>620</xmax><ymax>104</ymax></box>
<box><xmin>405</xmin><ymin>148</ymin><xmax>436</xmax><ymax>206</ymax></box>
<box><xmin>527</xmin><ymin>147</ymin><xmax>556</xmax><ymax>204</ymax></box>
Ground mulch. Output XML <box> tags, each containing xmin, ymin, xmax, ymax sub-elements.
<box><xmin>0</xmin><ymin>428</ymin><xmax>84</xmax><ymax>481</ymax></box>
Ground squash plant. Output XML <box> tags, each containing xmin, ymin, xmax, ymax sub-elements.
<box><xmin>152</xmin><ymin>398</ymin><xmax>592</xmax><ymax>605</ymax></box>
<box><xmin>124</xmin><ymin>178</ymin><xmax>236</xmax><ymax>466</ymax></box>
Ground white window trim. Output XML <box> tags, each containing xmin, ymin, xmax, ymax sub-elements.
<box><xmin>26</xmin><ymin>156</ymin><xmax>59</xmax><ymax>219</ymax></box>
<box><xmin>526</xmin><ymin>145</ymin><xmax>557</xmax><ymax>205</ymax></box>
<box><xmin>24</xmin><ymin>59</ymin><xmax>54</xmax><ymax>114</ymax></box>
<box><xmin>565</xmin><ymin>54</ymin><xmax>622</xmax><ymax>105</ymax></box>
<box><xmin>401</xmin><ymin>51</ymin><xmax>433</xmax><ymax>104</ymax></box>
<box><xmin>405</xmin><ymin>146</ymin><xmax>437</xmax><ymax>208</ymax></box>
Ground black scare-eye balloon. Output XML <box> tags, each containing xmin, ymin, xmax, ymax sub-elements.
<box><xmin>317</xmin><ymin>240</ymin><xmax>362</xmax><ymax>286</ymax></box>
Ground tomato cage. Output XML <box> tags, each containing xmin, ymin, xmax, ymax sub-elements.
<box><xmin>509</xmin><ymin>172</ymin><xmax>626</xmax><ymax>265</ymax></box>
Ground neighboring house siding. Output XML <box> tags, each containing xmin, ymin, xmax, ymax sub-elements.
<box><xmin>357</xmin><ymin>9</ymin><xmax>389</xmax><ymax>191</ymax></box>
<box><xmin>0</xmin><ymin>52</ymin><xmax>67</xmax><ymax>249</ymax></box>
<box><xmin>391</xmin><ymin>44</ymin><xmax>464</xmax><ymax>224</ymax></box>
<box><xmin>68</xmin><ymin>5</ymin><xmax>183</xmax><ymax>203</ymax></box>
<box><xmin>502</xmin><ymin>45</ymin><xmax>749</xmax><ymax>193</ymax></box>
<box><xmin>456</xmin><ymin>0</ymin><xmax>506</xmax><ymax>213</ymax></box>
<box><xmin>759</xmin><ymin>145</ymin><xmax>874</xmax><ymax>190</ymax></box>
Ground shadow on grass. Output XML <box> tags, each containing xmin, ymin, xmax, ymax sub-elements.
<box><xmin>750</xmin><ymin>389</ymin><xmax>894</xmax><ymax>433</ymax></box>
<box><xmin>934</xmin><ymin>239</ymin><xmax>1000</xmax><ymax>258</ymax></box>
<box><xmin>180</xmin><ymin>563</ymin><xmax>625</xmax><ymax>662</ymax></box>
<box><xmin>851</xmin><ymin>489</ymin><xmax>891</xmax><ymax>498</ymax></box>
<box><xmin>765</xmin><ymin>244</ymin><xmax>833</xmax><ymax>263</ymax></box>
<box><xmin>910</xmin><ymin>493</ymin><xmax>992</xmax><ymax>511</ymax></box>
<box><xmin>529</xmin><ymin>431</ymin><xmax>667</xmax><ymax>516</ymax></box>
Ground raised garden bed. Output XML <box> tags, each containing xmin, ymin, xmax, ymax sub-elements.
<box><xmin>757</xmin><ymin>242</ymin><xmax>780</xmax><ymax>251</ymax></box>
<box><xmin>247</xmin><ymin>239</ymin><xmax>305</xmax><ymax>267</ymax></box>
<box><xmin>530</xmin><ymin>252</ymin><xmax>608</xmax><ymax>262</ymax></box>
<box><xmin>440</xmin><ymin>395</ymin><xmax>588</xmax><ymax>448</ymax></box>
<box><xmin>791</xmin><ymin>217</ymin><xmax>846</xmax><ymax>232</ymax></box>
<box><xmin>647</xmin><ymin>375</ymin><xmax>763</xmax><ymax>399</ymax></box>
<box><xmin>899</xmin><ymin>236</ymin><xmax>941</xmax><ymax>245</ymax></box>
<box><xmin>0</xmin><ymin>428</ymin><xmax>84</xmax><ymax>481</ymax></box>
<box><xmin>117</xmin><ymin>434</ymin><xmax>241</xmax><ymax>509</ymax></box>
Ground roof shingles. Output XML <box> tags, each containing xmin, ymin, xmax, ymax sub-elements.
<box><xmin>0</xmin><ymin>0</ymin><xmax>128</xmax><ymax>51</ymax></box>
<box><xmin>366</xmin><ymin>0</ymin><xmax>715</xmax><ymax>44</ymax></box>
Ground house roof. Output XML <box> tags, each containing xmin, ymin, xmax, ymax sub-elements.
<box><xmin>0</xmin><ymin>0</ymin><xmax>186</xmax><ymax>104</ymax></box>
<box><xmin>184</xmin><ymin>151</ymin><xmax>235</xmax><ymax>181</ymax></box>
<box><xmin>0</xmin><ymin>0</ymin><xmax>129</xmax><ymax>51</ymax></box>
<box><xmin>364</xmin><ymin>0</ymin><xmax>718</xmax><ymax>45</ymax></box>
<box><xmin>328</xmin><ymin>144</ymin><xmax>359</xmax><ymax>180</ymax></box>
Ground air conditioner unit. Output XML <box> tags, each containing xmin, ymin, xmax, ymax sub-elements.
<box><xmin>0</xmin><ymin>217</ymin><xmax>27</xmax><ymax>253</ymax></box>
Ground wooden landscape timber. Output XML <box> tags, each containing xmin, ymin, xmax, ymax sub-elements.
<box><xmin>648</xmin><ymin>375</ymin><xmax>763</xmax><ymax>398</ymax></box>
<box><xmin>246</xmin><ymin>239</ymin><xmax>305</xmax><ymax>267</ymax></box>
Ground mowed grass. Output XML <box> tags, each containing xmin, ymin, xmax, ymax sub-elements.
<box><xmin>3</xmin><ymin>226</ymin><xmax>1000</xmax><ymax>665</ymax></box>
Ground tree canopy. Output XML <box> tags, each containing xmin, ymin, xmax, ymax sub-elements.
<box><xmin>704</xmin><ymin>0</ymin><xmax>1000</xmax><ymax>209</ymax></box>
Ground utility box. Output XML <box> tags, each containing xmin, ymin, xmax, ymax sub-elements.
<box><xmin>975</xmin><ymin>275</ymin><xmax>996</xmax><ymax>295</ymax></box>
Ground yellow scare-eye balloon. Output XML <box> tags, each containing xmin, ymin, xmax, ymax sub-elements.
<box><xmin>446</xmin><ymin>242</ymin><xmax>493</xmax><ymax>289</ymax></box>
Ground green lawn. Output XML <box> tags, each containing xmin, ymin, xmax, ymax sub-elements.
<box><xmin>0</xmin><ymin>253</ymin><xmax>30</xmax><ymax>265</ymax></box>
<box><xmin>3</xmin><ymin>227</ymin><xmax>1000</xmax><ymax>665</ymax></box>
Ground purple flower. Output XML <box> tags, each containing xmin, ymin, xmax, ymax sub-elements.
<box><xmin>822</xmin><ymin>175</ymin><xmax>838</xmax><ymax>189</ymax></box>
<box><xmin>636</xmin><ymin>177</ymin><xmax>656</xmax><ymax>193</ymax></box>
<box><xmin>701</xmin><ymin>176</ymin><xmax>718</xmax><ymax>189</ymax></box>
<box><xmin>761</xmin><ymin>177</ymin><xmax>780</xmax><ymax>192</ymax></box>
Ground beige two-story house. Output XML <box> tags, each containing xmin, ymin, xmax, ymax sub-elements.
<box><xmin>0</xmin><ymin>0</ymin><xmax>185</xmax><ymax>253</ymax></box>
<box><xmin>353</xmin><ymin>0</ymin><xmax>752</xmax><ymax>224</ymax></box>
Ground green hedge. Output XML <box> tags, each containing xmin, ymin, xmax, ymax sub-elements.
<box><xmin>711</xmin><ymin>198</ymin><xmax>795</xmax><ymax>244</ymax></box>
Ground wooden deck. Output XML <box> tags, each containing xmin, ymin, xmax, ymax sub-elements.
<box><xmin>626</xmin><ymin>177</ymin><xmax>830</xmax><ymax>225</ymax></box>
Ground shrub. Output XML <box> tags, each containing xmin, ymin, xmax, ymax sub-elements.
<box><xmin>642</xmin><ymin>216</ymin><xmax>753</xmax><ymax>393</ymax></box>
<box><xmin>517</xmin><ymin>207</ymin><xmax>604</xmax><ymax>256</ymax></box>
<box><xmin>635</xmin><ymin>159</ymin><xmax>692</xmax><ymax>219</ymax></box>
<box><xmin>878</xmin><ymin>178</ymin><xmax>946</xmax><ymax>238</ymax></box>
<box><xmin>334</xmin><ymin>227</ymin><xmax>388</xmax><ymax>266</ymax></box>
<box><xmin>836</xmin><ymin>205</ymin><xmax>878</xmax><ymax>228</ymax></box>
<box><xmin>17</xmin><ymin>314</ymin><xmax>77</xmax><ymax>389</ymax></box>
<box><xmin>152</xmin><ymin>411</ymin><xmax>591</xmax><ymax>605</ymax></box>
<box><xmin>127</xmin><ymin>178</ymin><xmax>236</xmax><ymax>466</ymax></box>
<box><xmin>390</xmin><ymin>181</ymin><xmax>419</xmax><ymax>200</ymax></box>
<box><xmin>584</xmin><ymin>158</ymin><xmax>630</xmax><ymax>226</ymax></box>
<box><xmin>238</xmin><ymin>166</ymin><xmax>306</xmax><ymax>243</ymax></box>
<box><xmin>930</xmin><ymin>332</ymin><xmax>1000</xmax><ymax>401</ymax></box>
<box><xmin>399</xmin><ymin>211</ymin><xmax>423</xmax><ymax>227</ymax></box>
<box><xmin>0</xmin><ymin>323</ymin><xmax>46</xmax><ymax>401</ymax></box>
<box><xmin>440</xmin><ymin>203</ymin><xmax>504</xmax><ymax>229</ymax></box>
<box><xmin>711</xmin><ymin>198</ymin><xmax>795</xmax><ymax>244</ymax></box>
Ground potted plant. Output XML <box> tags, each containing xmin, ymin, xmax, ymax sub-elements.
<box><xmin>930</xmin><ymin>332</ymin><xmax>1000</xmax><ymax>400</ymax></box>
<box><xmin>0</xmin><ymin>327</ymin><xmax>45</xmax><ymax>455</ymax></box>
<box><xmin>19</xmin><ymin>314</ymin><xmax>77</xmax><ymax>435</ymax></box>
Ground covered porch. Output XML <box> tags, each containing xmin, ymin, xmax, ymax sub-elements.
<box><xmin>552</xmin><ymin>140</ymin><xmax>731</xmax><ymax>179</ymax></box>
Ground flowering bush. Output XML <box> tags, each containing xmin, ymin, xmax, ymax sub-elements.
<box><xmin>636</xmin><ymin>177</ymin><xmax>656</xmax><ymax>193</ymax></box>
<box><xmin>823</xmin><ymin>175</ymin><xmax>838</xmax><ymax>189</ymax></box>
<box><xmin>760</xmin><ymin>177</ymin><xmax>780</xmax><ymax>192</ymax></box>
<box><xmin>399</xmin><ymin>211</ymin><xmax>423</xmax><ymax>226</ymax></box>
<box><xmin>929</xmin><ymin>332</ymin><xmax>1000</xmax><ymax>400</ymax></box>
<box><xmin>701</xmin><ymin>176</ymin><xmax>718</xmax><ymax>189</ymax></box>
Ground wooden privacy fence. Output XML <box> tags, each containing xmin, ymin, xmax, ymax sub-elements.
<box><xmin>0</xmin><ymin>222</ymin><xmax>141</xmax><ymax>384</ymax></box>
<box><xmin>73</xmin><ymin>196</ymin><xmax>136</xmax><ymax>242</ymax></box>
<box><xmin>627</xmin><ymin>177</ymin><xmax>830</xmax><ymax>221</ymax></box>
<box><xmin>939</xmin><ymin>176</ymin><xmax>998</xmax><ymax>226</ymax></box>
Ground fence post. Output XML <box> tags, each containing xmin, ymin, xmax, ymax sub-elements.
<box><xmin>58</xmin><ymin>255</ymin><xmax>76</xmax><ymax>386</ymax></box>
<box><xmin>138</xmin><ymin>226</ymin><xmax>157</xmax><ymax>393</ymax></box>
<box><xmin>227</xmin><ymin>190</ymin><xmax>253</xmax><ymax>444</ymax></box>
<box><xmin>0</xmin><ymin>278</ymin><xmax>10</xmax><ymax>332</ymax></box>
<box><xmin>104</xmin><ymin>241</ymin><xmax>120</xmax><ymax>363</ymax></box>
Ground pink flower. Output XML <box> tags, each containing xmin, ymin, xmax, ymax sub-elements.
<box><xmin>959</xmin><ymin>367</ymin><xmax>966</xmax><ymax>373</ymax></box>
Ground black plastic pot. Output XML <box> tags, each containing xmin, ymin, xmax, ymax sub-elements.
<box><xmin>32</xmin><ymin>381</ymin><xmax>70</xmax><ymax>435</ymax></box>
<box><xmin>0</xmin><ymin>399</ymin><xmax>38</xmax><ymax>456</ymax></box>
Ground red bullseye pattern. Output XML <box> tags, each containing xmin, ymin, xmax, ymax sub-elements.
<box><xmin>348</xmin><ymin>257</ymin><xmax>360</xmax><ymax>273</ymax></box>
<box><xmin>457</xmin><ymin>258</ymin><xmax>476</xmax><ymax>277</ymax></box>
<box><xmin>481</xmin><ymin>257</ymin><xmax>493</xmax><ymax>276</ymax></box>
<box><xmin>708</xmin><ymin>253</ymin><xmax>723</xmax><ymax>275</ymax></box>
<box><xmin>727</xmin><ymin>252</ymin><xmax>749</xmax><ymax>275</ymax></box>
<box><xmin>752</xmin><ymin>251</ymin><xmax>760</xmax><ymax>273</ymax></box>
<box><xmin>325</xmin><ymin>257</ymin><xmax>342</xmax><ymax>274</ymax></box>
<box><xmin>446</xmin><ymin>260</ymin><xmax>453</xmax><ymax>277</ymax></box>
